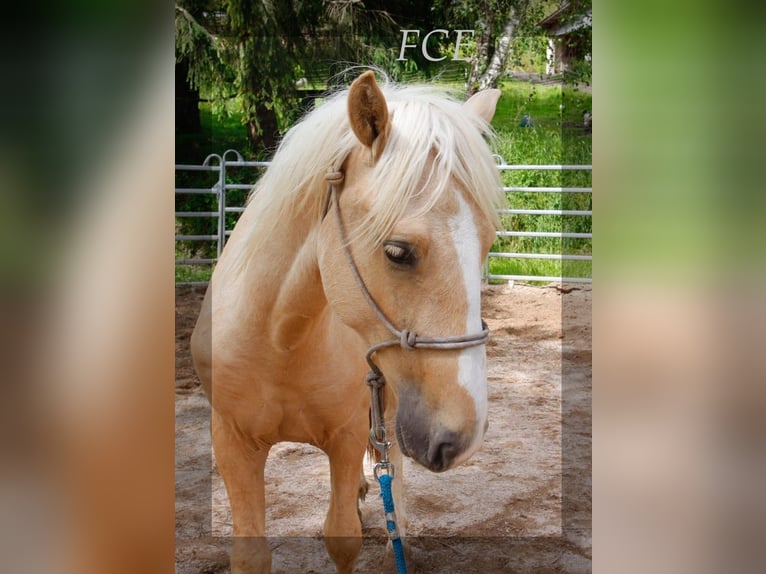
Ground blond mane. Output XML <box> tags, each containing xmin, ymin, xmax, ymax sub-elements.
<box><xmin>233</xmin><ymin>79</ymin><xmax>504</xmax><ymax>273</ymax></box>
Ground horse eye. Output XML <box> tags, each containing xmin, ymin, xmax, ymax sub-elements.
<box><xmin>383</xmin><ymin>241</ymin><xmax>417</xmax><ymax>266</ymax></box>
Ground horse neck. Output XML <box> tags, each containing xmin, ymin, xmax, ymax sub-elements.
<box><xmin>240</xmin><ymin>204</ymin><xmax>338</xmax><ymax>352</ymax></box>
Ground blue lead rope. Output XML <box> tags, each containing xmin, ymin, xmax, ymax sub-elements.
<box><xmin>378</xmin><ymin>473</ymin><xmax>408</xmax><ymax>574</ymax></box>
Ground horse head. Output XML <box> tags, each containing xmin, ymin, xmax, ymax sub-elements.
<box><xmin>317</xmin><ymin>72</ymin><xmax>502</xmax><ymax>472</ymax></box>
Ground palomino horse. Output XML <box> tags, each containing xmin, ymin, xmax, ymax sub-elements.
<box><xmin>191</xmin><ymin>71</ymin><xmax>504</xmax><ymax>573</ymax></box>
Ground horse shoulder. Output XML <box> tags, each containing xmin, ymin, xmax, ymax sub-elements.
<box><xmin>268</xmin><ymin>229</ymin><xmax>327</xmax><ymax>352</ymax></box>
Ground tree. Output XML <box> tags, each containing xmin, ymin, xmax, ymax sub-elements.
<box><xmin>175</xmin><ymin>2</ymin><xmax>234</xmax><ymax>137</ymax></box>
<box><xmin>176</xmin><ymin>1</ymin><xmax>423</xmax><ymax>154</ymax></box>
<box><xmin>473</xmin><ymin>7</ymin><xmax>519</xmax><ymax>93</ymax></box>
<box><xmin>435</xmin><ymin>0</ymin><xmax>550</xmax><ymax>94</ymax></box>
<box><xmin>175</xmin><ymin>1</ymin><xmax>323</xmax><ymax>152</ymax></box>
<box><xmin>319</xmin><ymin>0</ymin><xmax>426</xmax><ymax>85</ymax></box>
<box><xmin>224</xmin><ymin>1</ymin><xmax>329</xmax><ymax>151</ymax></box>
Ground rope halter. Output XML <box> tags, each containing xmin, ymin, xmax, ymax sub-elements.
<box><xmin>324</xmin><ymin>169</ymin><xmax>490</xmax><ymax>456</ymax></box>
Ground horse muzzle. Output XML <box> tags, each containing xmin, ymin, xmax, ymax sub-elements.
<box><xmin>394</xmin><ymin>385</ymin><xmax>483</xmax><ymax>473</ymax></box>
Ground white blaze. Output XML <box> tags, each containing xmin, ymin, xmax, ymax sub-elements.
<box><xmin>449</xmin><ymin>193</ymin><xmax>488</xmax><ymax>459</ymax></box>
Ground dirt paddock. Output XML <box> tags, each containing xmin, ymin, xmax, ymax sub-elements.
<box><xmin>175</xmin><ymin>282</ymin><xmax>591</xmax><ymax>573</ymax></box>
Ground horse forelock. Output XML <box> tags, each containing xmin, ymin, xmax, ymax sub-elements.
<box><xmin>354</xmin><ymin>95</ymin><xmax>502</xmax><ymax>249</ymax></box>
<box><xmin>229</xmin><ymin>80</ymin><xmax>504</xmax><ymax>275</ymax></box>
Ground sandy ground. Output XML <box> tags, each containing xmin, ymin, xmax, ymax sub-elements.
<box><xmin>175</xmin><ymin>282</ymin><xmax>591</xmax><ymax>573</ymax></box>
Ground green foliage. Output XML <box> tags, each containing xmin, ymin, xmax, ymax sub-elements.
<box><xmin>175</xmin><ymin>2</ymin><xmax>237</xmax><ymax>114</ymax></box>
<box><xmin>508</xmin><ymin>35</ymin><xmax>548</xmax><ymax>74</ymax></box>
<box><xmin>224</xmin><ymin>0</ymin><xmax>326</xmax><ymax>139</ymax></box>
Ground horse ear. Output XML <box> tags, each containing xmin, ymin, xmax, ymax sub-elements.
<box><xmin>463</xmin><ymin>88</ymin><xmax>502</xmax><ymax>124</ymax></box>
<box><xmin>347</xmin><ymin>71</ymin><xmax>390</xmax><ymax>157</ymax></box>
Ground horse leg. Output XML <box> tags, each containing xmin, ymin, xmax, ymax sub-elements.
<box><xmin>324</xmin><ymin>440</ymin><xmax>367</xmax><ymax>574</ymax></box>
<box><xmin>356</xmin><ymin>469</ymin><xmax>369</xmax><ymax>525</ymax></box>
<box><xmin>389</xmin><ymin>445</ymin><xmax>407</xmax><ymax>537</ymax></box>
<box><xmin>212</xmin><ymin>411</ymin><xmax>271</xmax><ymax>574</ymax></box>
<box><xmin>358</xmin><ymin>470</ymin><xmax>369</xmax><ymax>501</ymax></box>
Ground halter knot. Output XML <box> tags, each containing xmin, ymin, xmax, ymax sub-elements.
<box><xmin>365</xmin><ymin>370</ymin><xmax>385</xmax><ymax>389</ymax></box>
<box><xmin>399</xmin><ymin>330</ymin><xmax>417</xmax><ymax>350</ymax></box>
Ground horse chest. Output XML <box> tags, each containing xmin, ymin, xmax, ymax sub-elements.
<box><xmin>231</xmin><ymin>358</ymin><xmax>368</xmax><ymax>447</ymax></box>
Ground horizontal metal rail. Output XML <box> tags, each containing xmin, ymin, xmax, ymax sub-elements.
<box><xmin>175</xmin><ymin>234</ymin><xmax>218</xmax><ymax>241</ymax></box>
<box><xmin>175</xmin><ymin>164</ymin><xmax>221</xmax><ymax>172</ymax></box>
<box><xmin>503</xmin><ymin>186</ymin><xmax>592</xmax><ymax>193</ymax></box>
<box><xmin>223</xmin><ymin>160</ymin><xmax>271</xmax><ymax>168</ymax></box>
<box><xmin>498</xmin><ymin>208</ymin><xmax>592</xmax><ymax>216</ymax></box>
<box><xmin>496</xmin><ymin>164</ymin><xmax>592</xmax><ymax>171</ymax></box>
<box><xmin>488</xmin><ymin>274</ymin><xmax>592</xmax><ymax>284</ymax></box>
<box><xmin>488</xmin><ymin>252</ymin><xmax>592</xmax><ymax>261</ymax></box>
<box><xmin>176</xmin><ymin>211</ymin><xmax>218</xmax><ymax>218</ymax></box>
<box><xmin>496</xmin><ymin>230</ymin><xmax>592</xmax><ymax>239</ymax></box>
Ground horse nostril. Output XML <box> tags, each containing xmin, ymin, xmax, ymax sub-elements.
<box><xmin>428</xmin><ymin>432</ymin><xmax>462</xmax><ymax>472</ymax></box>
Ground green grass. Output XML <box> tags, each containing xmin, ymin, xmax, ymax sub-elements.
<box><xmin>175</xmin><ymin>265</ymin><xmax>213</xmax><ymax>284</ymax></box>
<box><xmin>488</xmin><ymin>80</ymin><xmax>592</xmax><ymax>282</ymax></box>
<box><xmin>488</xmin><ymin>257</ymin><xmax>592</xmax><ymax>284</ymax></box>
<box><xmin>175</xmin><ymin>80</ymin><xmax>592</xmax><ymax>284</ymax></box>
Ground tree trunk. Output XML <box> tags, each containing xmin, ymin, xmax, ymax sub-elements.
<box><xmin>241</xmin><ymin>58</ymin><xmax>280</xmax><ymax>153</ymax></box>
<box><xmin>478</xmin><ymin>8</ymin><xmax>518</xmax><ymax>91</ymax></box>
<box><xmin>175</xmin><ymin>59</ymin><xmax>201</xmax><ymax>133</ymax></box>
<box><xmin>247</xmin><ymin>107</ymin><xmax>279</xmax><ymax>153</ymax></box>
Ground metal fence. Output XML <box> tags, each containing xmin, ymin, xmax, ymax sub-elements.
<box><xmin>175</xmin><ymin>150</ymin><xmax>592</xmax><ymax>284</ymax></box>
<box><xmin>488</xmin><ymin>162</ymin><xmax>592</xmax><ymax>284</ymax></box>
